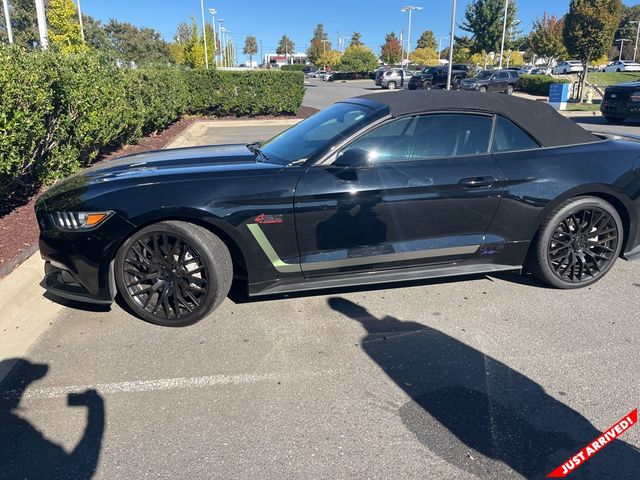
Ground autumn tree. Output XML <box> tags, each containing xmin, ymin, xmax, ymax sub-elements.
<box><xmin>409</xmin><ymin>47</ymin><xmax>439</xmax><ymax>66</ymax></box>
<box><xmin>380</xmin><ymin>32</ymin><xmax>402</xmax><ymax>65</ymax></box>
<box><xmin>529</xmin><ymin>13</ymin><xmax>567</xmax><ymax>66</ymax></box>
<box><xmin>461</xmin><ymin>0</ymin><xmax>519</xmax><ymax>54</ymax></box>
<box><xmin>416</xmin><ymin>30</ymin><xmax>437</xmax><ymax>50</ymax></box>
<box><xmin>338</xmin><ymin>45</ymin><xmax>378</xmax><ymax>72</ymax></box>
<box><xmin>243</xmin><ymin>35</ymin><xmax>258</xmax><ymax>65</ymax></box>
<box><xmin>317</xmin><ymin>49</ymin><xmax>342</xmax><ymax>69</ymax></box>
<box><xmin>307</xmin><ymin>24</ymin><xmax>330</xmax><ymax>64</ymax></box>
<box><xmin>48</xmin><ymin>0</ymin><xmax>88</xmax><ymax>53</ymax></box>
<box><xmin>564</xmin><ymin>0</ymin><xmax>622</xmax><ymax>98</ymax></box>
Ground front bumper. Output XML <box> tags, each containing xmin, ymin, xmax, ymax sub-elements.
<box><xmin>600</xmin><ymin>101</ymin><xmax>640</xmax><ymax>119</ymax></box>
<box><xmin>41</xmin><ymin>260</ymin><xmax>115</xmax><ymax>304</ymax></box>
<box><xmin>461</xmin><ymin>84</ymin><xmax>480</xmax><ymax>91</ymax></box>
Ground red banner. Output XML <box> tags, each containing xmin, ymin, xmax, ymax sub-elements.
<box><xmin>547</xmin><ymin>408</ymin><xmax>637</xmax><ymax>477</ymax></box>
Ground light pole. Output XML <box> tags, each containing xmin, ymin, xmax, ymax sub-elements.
<box><xmin>498</xmin><ymin>0</ymin><xmax>509</xmax><ymax>68</ymax></box>
<box><xmin>220</xmin><ymin>27</ymin><xmax>228</xmax><ymax>67</ymax></box>
<box><xmin>446</xmin><ymin>0</ymin><xmax>457</xmax><ymax>90</ymax></box>
<box><xmin>615</xmin><ymin>38</ymin><xmax>631</xmax><ymax>61</ymax></box>
<box><xmin>321</xmin><ymin>39</ymin><xmax>329</xmax><ymax>53</ymax></box>
<box><xmin>77</xmin><ymin>0</ymin><xmax>85</xmax><ymax>43</ymax></box>
<box><xmin>401</xmin><ymin>5</ymin><xmax>423</xmax><ymax>64</ymax></box>
<box><xmin>34</xmin><ymin>0</ymin><xmax>48</xmax><ymax>49</ymax></box>
<box><xmin>630</xmin><ymin>21</ymin><xmax>640</xmax><ymax>62</ymax></box>
<box><xmin>209</xmin><ymin>8</ymin><xmax>218</xmax><ymax>66</ymax></box>
<box><xmin>338</xmin><ymin>35</ymin><xmax>350</xmax><ymax>52</ymax></box>
<box><xmin>437</xmin><ymin>36</ymin><xmax>448</xmax><ymax>60</ymax></box>
<box><xmin>200</xmin><ymin>0</ymin><xmax>209</xmax><ymax>69</ymax></box>
<box><xmin>2</xmin><ymin>0</ymin><xmax>13</xmax><ymax>44</ymax></box>
<box><xmin>218</xmin><ymin>20</ymin><xmax>225</xmax><ymax>67</ymax></box>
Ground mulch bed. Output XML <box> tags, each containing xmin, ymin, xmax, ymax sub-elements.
<box><xmin>0</xmin><ymin>106</ymin><xmax>319</xmax><ymax>278</ymax></box>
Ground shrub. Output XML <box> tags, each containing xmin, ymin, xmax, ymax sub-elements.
<box><xmin>519</xmin><ymin>74</ymin><xmax>571</xmax><ymax>96</ymax></box>
<box><xmin>0</xmin><ymin>47</ymin><xmax>305</xmax><ymax>195</ymax></box>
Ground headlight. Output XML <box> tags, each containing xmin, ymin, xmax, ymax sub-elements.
<box><xmin>631</xmin><ymin>92</ymin><xmax>640</xmax><ymax>102</ymax></box>
<box><xmin>48</xmin><ymin>211</ymin><xmax>113</xmax><ymax>231</ymax></box>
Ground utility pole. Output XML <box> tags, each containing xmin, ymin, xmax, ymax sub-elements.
<box><xmin>446</xmin><ymin>0</ymin><xmax>457</xmax><ymax>90</ymax></box>
<box><xmin>630</xmin><ymin>21</ymin><xmax>640</xmax><ymax>62</ymax></box>
<box><xmin>2</xmin><ymin>0</ymin><xmax>13</xmax><ymax>44</ymax></box>
<box><xmin>218</xmin><ymin>20</ymin><xmax>225</xmax><ymax>67</ymax></box>
<box><xmin>200</xmin><ymin>0</ymin><xmax>209</xmax><ymax>68</ymax></box>
<box><xmin>34</xmin><ymin>0</ymin><xmax>48</xmax><ymax>49</ymax></box>
<box><xmin>76</xmin><ymin>0</ymin><xmax>85</xmax><ymax>43</ymax></box>
<box><xmin>209</xmin><ymin>8</ymin><xmax>217</xmax><ymax>67</ymax></box>
<box><xmin>498</xmin><ymin>0</ymin><xmax>509</xmax><ymax>68</ymax></box>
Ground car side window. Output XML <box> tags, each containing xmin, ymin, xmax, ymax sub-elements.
<box><xmin>341</xmin><ymin>114</ymin><xmax>492</xmax><ymax>163</ymax></box>
<box><xmin>491</xmin><ymin>116</ymin><xmax>540</xmax><ymax>153</ymax></box>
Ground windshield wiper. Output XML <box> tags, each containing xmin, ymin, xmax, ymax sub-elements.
<box><xmin>247</xmin><ymin>142</ymin><xmax>270</xmax><ymax>162</ymax></box>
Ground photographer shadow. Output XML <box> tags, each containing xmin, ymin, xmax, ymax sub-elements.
<box><xmin>328</xmin><ymin>297</ymin><xmax>640</xmax><ymax>479</ymax></box>
<box><xmin>0</xmin><ymin>359</ymin><xmax>105</xmax><ymax>480</ymax></box>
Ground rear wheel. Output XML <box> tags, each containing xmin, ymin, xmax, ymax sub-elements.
<box><xmin>506</xmin><ymin>84</ymin><xmax>514</xmax><ymax>95</ymax></box>
<box><xmin>386</xmin><ymin>81</ymin><xmax>397</xmax><ymax>90</ymax></box>
<box><xmin>422</xmin><ymin>81</ymin><xmax>432</xmax><ymax>90</ymax></box>
<box><xmin>479</xmin><ymin>86</ymin><xmax>487</xmax><ymax>93</ymax></box>
<box><xmin>115</xmin><ymin>221</ymin><xmax>232</xmax><ymax>326</ymax></box>
<box><xmin>529</xmin><ymin>197</ymin><xmax>622</xmax><ymax>289</ymax></box>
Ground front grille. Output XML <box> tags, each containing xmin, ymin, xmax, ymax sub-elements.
<box><xmin>604</xmin><ymin>90</ymin><xmax>631</xmax><ymax>102</ymax></box>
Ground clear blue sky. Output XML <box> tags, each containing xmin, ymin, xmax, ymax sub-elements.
<box><xmin>81</xmin><ymin>0</ymin><xmax>639</xmax><ymax>59</ymax></box>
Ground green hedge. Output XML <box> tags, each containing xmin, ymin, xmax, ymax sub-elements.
<box><xmin>0</xmin><ymin>47</ymin><xmax>304</xmax><ymax>194</ymax></box>
<box><xmin>519</xmin><ymin>74</ymin><xmax>571</xmax><ymax>96</ymax></box>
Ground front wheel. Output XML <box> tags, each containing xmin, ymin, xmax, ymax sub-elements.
<box><xmin>422</xmin><ymin>81</ymin><xmax>432</xmax><ymax>90</ymax></box>
<box><xmin>479</xmin><ymin>86</ymin><xmax>487</xmax><ymax>93</ymax></box>
<box><xmin>115</xmin><ymin>221</ymin><xmax>232</xmax><ymax>326</ymax></box>
<box><xmin>529</xmin><ymin>197</ymin><xmax>623</xmax><ymax>289</ymax></box>
<box><xmin>506</xmin><ymin>84</ymin><xmax>514</xmax><ymax>95</ymax></box>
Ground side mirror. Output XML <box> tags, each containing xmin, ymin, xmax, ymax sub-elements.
<box><xmin>334</xmin><ymin>148</ymin><xmax>372</xmax><ymax>168</ymax></box>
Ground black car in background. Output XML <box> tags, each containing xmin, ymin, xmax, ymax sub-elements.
<box><xmin>408</xmin><ymin>64</ymin><xmax>470</xmax><ymax>90</ymax></box>
<box><xmin>600</xmin><ymin>81</ymin><xmax>640</xmax><ymax>123</ymax></box>
<box><xmin>461</xmin><ymin>69</ymin><xmax>520</xmax><ymax>94</ymax></box>
<box><xmin>36</xmin><ymin>91</ymin><xmax>640</xmax><ymax>326</ymax></box>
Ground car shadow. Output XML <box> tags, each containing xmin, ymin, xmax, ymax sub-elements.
<box><xmin>0</xmin><ymin>358</ymin><xmax>105</xmax><ymax>479</ymax></box>
<box><xmin>328</xmin><ymin>297</ymin><xmax>640</xmax><ymax>479</ymax></box>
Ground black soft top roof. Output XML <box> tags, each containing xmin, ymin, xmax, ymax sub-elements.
<box><xmin>353</xmin><ymin>90</ymin><xmax>597</xmax><ymax>148</ymax></box>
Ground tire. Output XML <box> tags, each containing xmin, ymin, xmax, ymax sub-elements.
<box><xmin>115</xmin><ymin>221</ymin><xmax>232</xmax><ymax>327</ymax></box>
<box><xmin>387</xmin><ymin>81</ymin><xmax>397</xmax><ymax>90</ymax></box>
<box><xmin>423</xmin><ymin>81</ymin><xmax>432</xmax><ymax>90</ymax></box>
<box><xmin>617</xmin><ymin>68</ymin><xmax>622</xmax><ymax>72</ymax></box>
<box><xmin>479</xmin><ymin>86</ymin><xmax>487</xmax><ymax>93</ymax></box>
<box><xmin>529</xmin><ymin>197</ymin><xmax>623</xmax><ymax>289</ymax></box>
<box><xmin>506</xmin><ymin>84</ymin><xmax>514</xmax><ymax>95</ymax></box>
<box><xmin>605</xmin><ymin>116</ymin><xmax>625</xmax><ymax>124</ymax></box>
<box><xmin>563</xmin><ymin>69</ymin><xmax>568</xmax><ymax>74</ymax></box>
<box><xmin>453</xmin><ymin>77</ymin><xmax>462</xmax><ymax>90</ymax></box>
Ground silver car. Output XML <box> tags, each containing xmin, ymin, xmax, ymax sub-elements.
<box><xmin>375</xmin><ymin>68</ymin><xmax>411</xmax><ymax>89</ymax></box>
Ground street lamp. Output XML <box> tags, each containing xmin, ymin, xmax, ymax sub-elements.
<box><xmin>401</xmin><ymin>5</ymin><xmax>423</xmax><ymax>64</ymax></box>
<box><xmin>2</xmin><ymin>0</ymin><xmax>13</xmax><ymax>44</ymax></box>
<box><xmin>630</xmin><ymin>21</ymin><xmax>640</xmax><ymax>62</ymax></box>
<box><xmin>437</xmin><ymin>36</ymin><xmax>448</xmax><ymax>60</ymax></box>
<box><xmin>615</xmin><ymin>38</ymin><xmax>631</xmax><ymax>61</ymax></box>
<box><xmin>338</xmin><ymin>35</ymin><xmax>350</xmax><ymax>52</ymax></box>
<box><xmin>218</xmin><ymin>20</ymin><xmax>225</xmax><ymax>67</ymax></box>
<box><xmin>76</xmin><ymin>0</ymin><xmax>85</xmax><ymax>43</ymax></box>
<box><xmin>199</xmin><ymin>0</ymin><xmax>209</xmax><ymax>69</ymax></box>
<box><xmin>446</xmin><ymin>0</ymin><xmax>457</xmax><ymax>90</ymax></box>
<box><xmin>208</xmin><ymin>8</ymin><xmax>217</xmax><ymax>66</ymax></box>
<box><xmin>498</xmin><ymin>0</ymin><xmax>509</xmax><ymax>68</ymax></box>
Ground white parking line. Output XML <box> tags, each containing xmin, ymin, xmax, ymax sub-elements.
<box><xmin>2</xmin><ymin>369</ymin><xmax>344</xmax><ymax>401</ymax></box>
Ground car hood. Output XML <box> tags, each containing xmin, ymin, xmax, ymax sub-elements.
<box><xmin>606</xmin><ymin>82</ymin><xmax>640</xmax><ymax>89</ymax></box>
<box><xmin>462</xmin><ymin>78</ymin><xmax>488</xmax><ymax>84</ymax></box>
<box><xmin>37</xmin><ymin>143</ymin><xmax>278</xmax><ymax>208</ymax></box>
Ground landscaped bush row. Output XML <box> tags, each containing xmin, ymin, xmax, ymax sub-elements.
<box><xmin>0</xmin><ymin>47</ymin><xmax>305</xmax><ymax>194</ymax></box>
<box><xmin>519</xmin><ymin>74</ymin><xmax>571</xmax><ymax>96</ymax></box>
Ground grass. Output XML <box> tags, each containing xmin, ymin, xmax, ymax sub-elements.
<box><xmin>586</xmin><ymin>72</ymin><xmax>640</xmax><ymax>87</ymax></box>
<box><xmin>564</xmin><ymin>103</ymin><xmax>601</xmax><ymax>112</ymax></box>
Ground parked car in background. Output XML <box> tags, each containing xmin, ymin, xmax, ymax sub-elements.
<box><xmin>602</xmin><ymin>60</ymin><xmax>640</xmax><ymax>72</ymax></box>
<box><xmin>36</xmin><ymin>90</ymin><xmax>640</xmax><ymax>325</ymax></box>
<box><xmin>408</xmin><ymin>64</ymin><xmax>470</xmax><ymax>90</ymax></box>
<box><xmin>460</xmin><ymin>69</ymin><xmax>519</xmax><ymax>94</ymax></box>
<box><xmin>321</xmin><ymin>71</ymin><xmax>336</xmax><ymax>81</ymax></box>
<box><xmin>518</xmin><ymin>65</ymin><xmax>535</xmax><ymax>74</ymax></box>
<box><xmin>531</xmin><ymin>66</ymin><xmax>553</xmax><ymax>75</ymax></box>
<box><xmin>600</xmin><ymin>81</ymin><xmax>640</xmax><ymax>123</ymax></box>
<box><xmin>308</xmin><ymin>70</ymin><xmax>326</xmax><ymax>78</ymax></box>
<box><xmin>375</xmin><ymin>68</ymin><xmax>412</xmax><ymax>89</ymax></box>
<box><xmin>553</xmin><ymin>61</ymin><xmax>584</xmax><ymax>75</ymax></box>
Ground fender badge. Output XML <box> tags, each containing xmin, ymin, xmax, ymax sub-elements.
<box><xmin>255</xmin><ymin>213</ymin><xmax>283</xmax><ymax>224</ymax></box>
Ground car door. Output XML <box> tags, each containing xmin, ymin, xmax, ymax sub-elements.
<box><xmin>293</xmin><ymin>113</ymin><xmax>505</xmax><ymax>278</ymax></box>
<box><xmin>494</xmin><ymin>71</ymin><xmax>509</xmax><ymax>92</ymax></box>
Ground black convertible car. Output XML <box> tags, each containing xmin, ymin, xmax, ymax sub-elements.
<box><xmin>36</xmin><ymin>91</ymin><xmax>640</xmax><ymax>326</ymax></box>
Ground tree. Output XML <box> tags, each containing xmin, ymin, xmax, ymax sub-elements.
<box><xmin>504</xmin><ymin>49</ymin><xmax>525</xmax><ymax>66</ymax></box>
<box><xmin>461</xmin><ymin>0</ymin><xmax>519</xmax><ymax>54</ymax></box>
<box><xmin>409</xmin><ymin>47</ymin><xmax>439</xmax><ymax>66</ymax></box>
<box><xmin>81</xmin><ymin>15</ymin><xmax>112</xmax><ymax>53</ymax></box>
<box><xmin>338</xmin><ymin>45</ymin><xmax>378</xmax><ymax>72</ymax></box>
<box><xmin>380</xmin><ymin>32</ymin><xmax>402</xmax><ymax>65</ymax></box>
<box><xmin>103</xmin><ymin>19</ymin><xmax>171</xmax><ymax>65</ymax></box>
<box><xmin>416</xmin><ymin>30</ymin><xmax>437</xmax><ymax>50</ymax></box>
<box><xmin>349</xmin><ymin>32</ymin><xmax>363</xmax><ymax>47</ymax></box>
<box><xmin>317</xmin><ymin>50</ymin><xmax>342</xmax><ymax>69</ymax></box>
<box><xmin>243</xmin><ymin>35</ymin><xmax>258</xmax><ymax>65</ymax></box>
<box><xmin>48</xmin><ymin>0</ymin><xmax>88</xmax><ymax>53</ymax></box>
<box><xmin>0</xmin><ymin>0</ymin><xmax>39</xmax><ymax>48</ymax></box>
<box><xmin>307</xmin><ymin>24</ymin><xmax>330</xmax><ymax>64</ymax></box>
<box><xmin>564</xmin><ymin>0</ymin><xmax>622</xmax><ymax>99</ymax></box>
<box><xmin>529</xmin><ymin>13</ymin><xmax>567</xmax><ymax>66</ymax></box>
<box><xmin>276</xmin><ymin>34</ymin><xmax>295</xmax><ymax>60</ymax></box>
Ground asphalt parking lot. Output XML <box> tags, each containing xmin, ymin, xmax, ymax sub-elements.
<box><xmin>1</xmin><ymin>80</ymin><xmax>639</xmax><ymax>480</ymax></box>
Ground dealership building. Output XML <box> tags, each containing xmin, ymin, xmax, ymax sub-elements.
<box><xmin>263</xmin><ymin>52</ymin><xmax>308</xmax><ymax>67</ymax></box>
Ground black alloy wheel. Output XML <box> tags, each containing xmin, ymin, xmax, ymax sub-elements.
<box><xmin>530</xmin><ymin>197</ymin><xmax>623</xmax><ymax>289</ymax></box>
<box><xmin>115</xmin><ymin>221</ymin><xmax>232</xmax><ymax>326</ymax></box>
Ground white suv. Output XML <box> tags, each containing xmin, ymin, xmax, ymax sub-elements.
<box><xmin>553</xmin><ymin>61</ymin><xmax>584</xmax><ymax>75</ymax></box>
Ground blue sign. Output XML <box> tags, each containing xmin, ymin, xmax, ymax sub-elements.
<box><xmin>549</xmin><ymin>83</ymin><xmax>570</xmax><ymax>103</ymax></box>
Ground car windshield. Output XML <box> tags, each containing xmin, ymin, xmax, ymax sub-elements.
<box><xmin>475</xmin><ymin>70</ymin><xmax>493</xmax><ymax>80</ymax></box>
<box><xmin>260</xmin><ymin>103</ymin><xmax>377</xmax><ymax>165</ymax></box>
